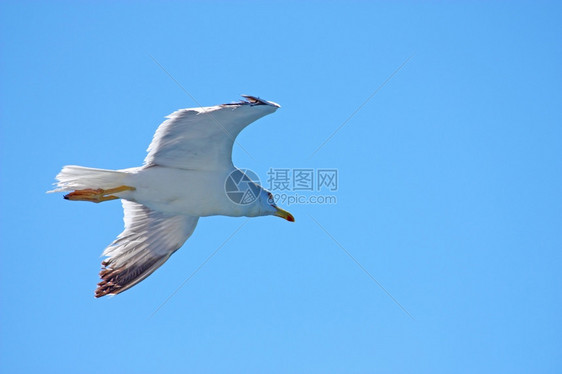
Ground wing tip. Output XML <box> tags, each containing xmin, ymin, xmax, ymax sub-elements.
<box><xmin>94</xmin><ymin>254</ymin><xmax>170</xmax><ymax>298</ymax></box>
<box><xmin>95</xmin><ymin>265</ymin><xmax>124</xmax><ymax>298</ymax></box>
<box><xmin>223</xmin><ymin>95</ymin><xmax>281</xmax><ymax>109</ymax></box>
<box><xmin>241</xmin><ymin>95</ymin><xmax>281</xmax><ymax>108</ymax></box>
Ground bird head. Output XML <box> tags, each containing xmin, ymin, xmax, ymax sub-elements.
<box><xmin>258</xmin><ymin>189</ymin><xmax>295</xmax><ymax>222</ymax></box>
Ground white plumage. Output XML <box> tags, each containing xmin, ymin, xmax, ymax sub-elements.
<box><xmin>50</xmin><ymin>96</ymin><xmax>294</xmax><ymax>297</ymax></box>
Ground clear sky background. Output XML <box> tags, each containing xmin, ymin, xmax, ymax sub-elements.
<box><xmin>1</xmin><ymin>1</ymin><xmax>561</xmax><ymax>373</ymax></box>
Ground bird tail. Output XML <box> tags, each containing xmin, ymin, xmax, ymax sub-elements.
<box><xmin>48</xmin><ymin>165</ymin><xmax>131</xmax><ymax>193</ymax></box>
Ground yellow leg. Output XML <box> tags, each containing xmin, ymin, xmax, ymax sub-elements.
<box><xmin>64</xmin><ymin>185</ymin><xmax>136</xmax><ymax>203</ymax></box>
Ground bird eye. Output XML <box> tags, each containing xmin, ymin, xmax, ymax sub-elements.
<box><xmin>267</xmin><ymin>192</ymin><xmax>274</xmax><ymax>204</ymax></box>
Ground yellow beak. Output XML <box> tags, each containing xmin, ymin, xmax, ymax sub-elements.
<box><xmin>274</xmin><ymin>207</ymin><xmax>295</xmax><ymax>222</ymax></box>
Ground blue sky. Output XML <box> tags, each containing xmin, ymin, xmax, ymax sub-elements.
<box><xmin>1</xmin><ymin>1</ymin><xmax>561</xmax><ymax>373</ymax></box>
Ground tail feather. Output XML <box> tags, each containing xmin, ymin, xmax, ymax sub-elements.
<box><xmin>49</xmin><ymin>165</ymin><xmax>131</xmax><ymax>193</ymax></box>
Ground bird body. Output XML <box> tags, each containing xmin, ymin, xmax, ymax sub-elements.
<box><xmin>50</xmin><ymin>96</ymin><xmax>294</xmax><ymax>297</ymax></box>
<box><xmin>125</xmin><ymin>166</ymin><xmax>243</xmax><ymax>217</ymax></box>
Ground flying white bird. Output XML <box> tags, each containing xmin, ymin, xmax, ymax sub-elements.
<box><xmin>50</xmin><ymin>95</ymin><xmax>294</xmax><ymax>297</ymax></box>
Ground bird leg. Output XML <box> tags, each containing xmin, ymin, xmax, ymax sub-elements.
<box><xmin>64</xmin><ymin>185</ymin><xmax>136</xmax><ymax>203</ymax></box>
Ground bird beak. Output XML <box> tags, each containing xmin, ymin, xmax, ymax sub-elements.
<box><xmin>274</xmin><ymin>207</ymin><xmax>295</xmax><ymax>222</ymax></box>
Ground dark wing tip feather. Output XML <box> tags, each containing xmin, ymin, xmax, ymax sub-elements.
<box><xmin>94</xmin><ymin>256</ymin><xmax>166</xmax><ymax>298</ymax></box>
<box><xmin>95</xmin><ymin>266</ymin><xmax>125</xmax><ymax>297</ymax></box>
<box><xmin>223</xmin><ymin>95</ymin><xmax>280</xmax><ymax>108</ymax></box>
<box><xmin>240</xmin><ymin>95</ymin><xmax>265</xmax><ymax>104</ymax></box>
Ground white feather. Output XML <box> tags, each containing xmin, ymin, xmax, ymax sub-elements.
<box><xmin>49</xmin><ymin>165</ymin><xmax>135</xmax><ymax>192</ymax></box>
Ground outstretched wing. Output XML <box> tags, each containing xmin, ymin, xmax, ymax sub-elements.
<box><xmin>95</xmin><ymin>200</ymin><xmax>199</xmax><ymax>297</ymax></box>
<box><xmin>144</xmin><ymin>95</ymin><xmax>280</xmax><ymax>170</ymax></box>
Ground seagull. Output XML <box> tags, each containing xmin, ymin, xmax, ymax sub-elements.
<box><xmin>50</xmin><ymin>95</ymin><xmax>294</xmax><ymax>297</ymax></box>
